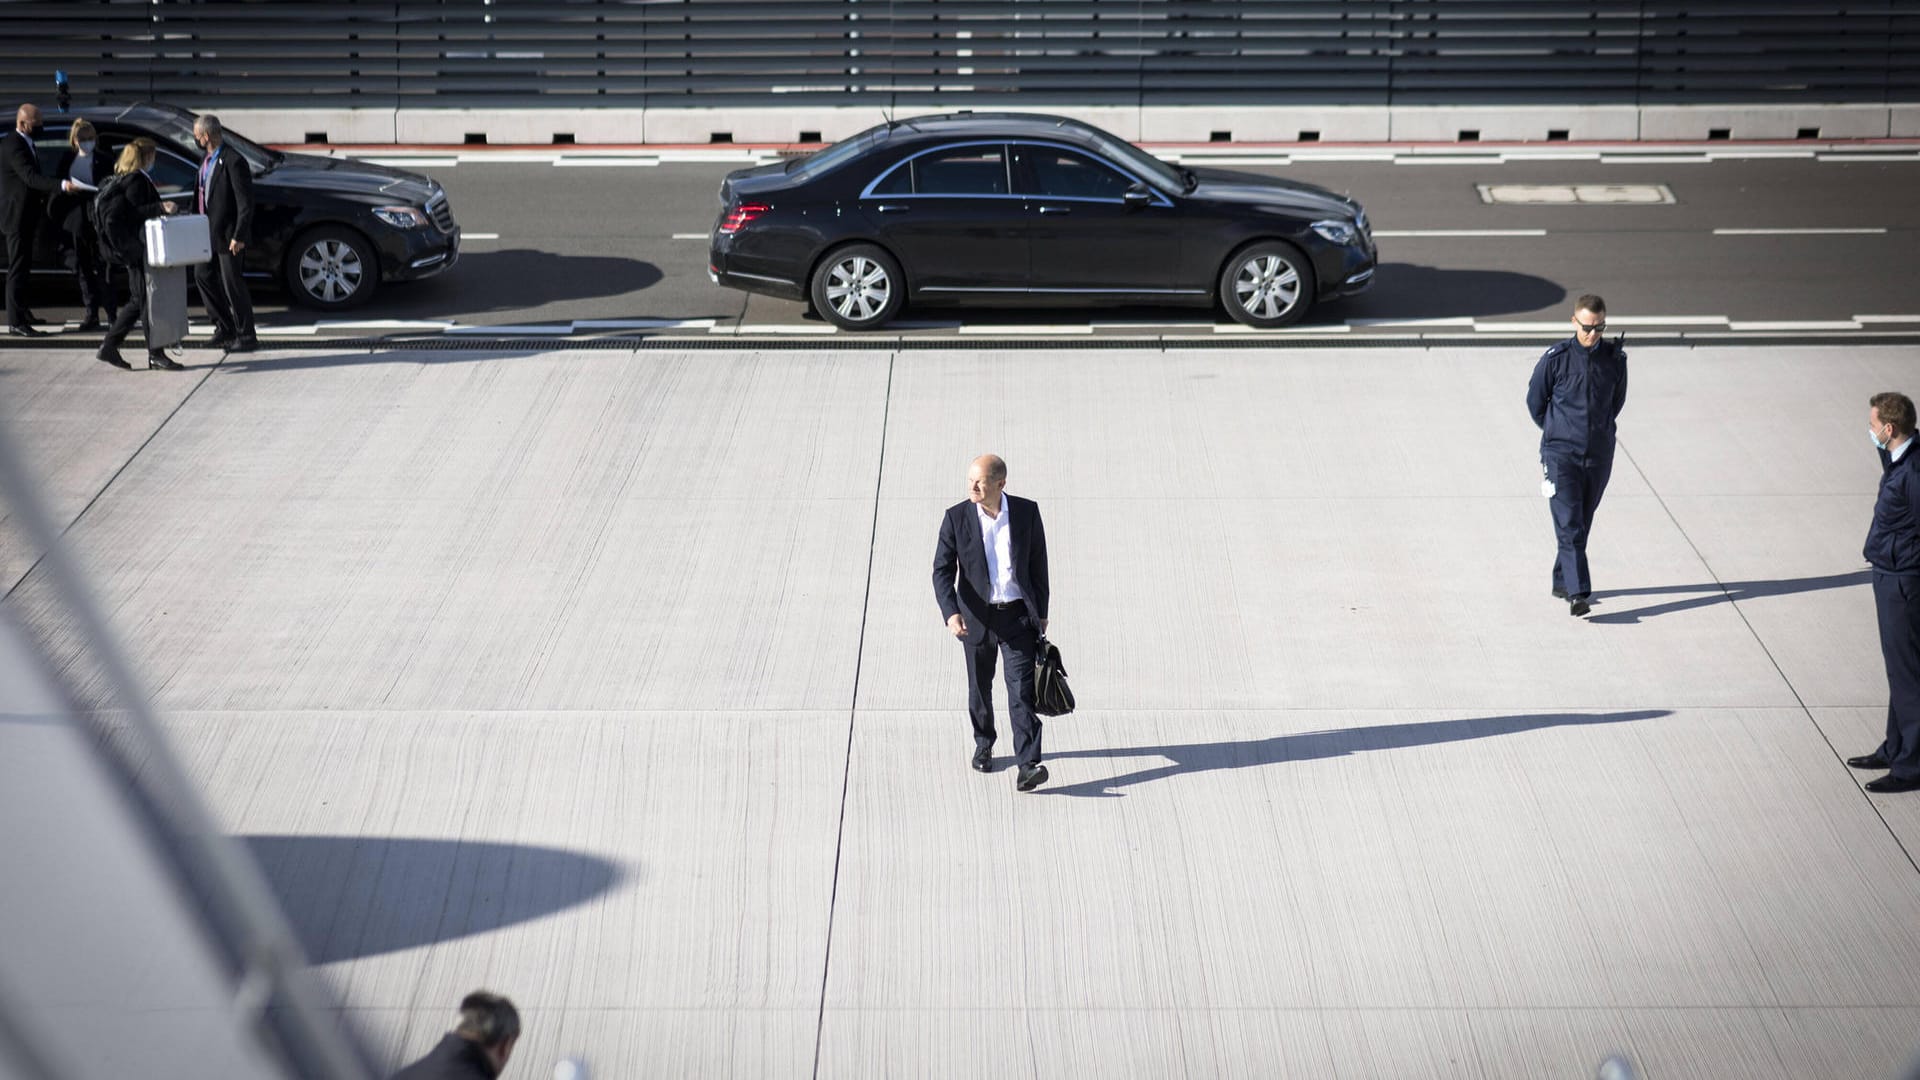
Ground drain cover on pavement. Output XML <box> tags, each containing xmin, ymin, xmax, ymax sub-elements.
<box><xmin>1478</xmin><ymin>183</ymin><xmax>1676</xmax><ymax>204</ymax></box>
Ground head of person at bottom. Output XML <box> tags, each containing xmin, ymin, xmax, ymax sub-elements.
<box><xmin>1871</xmin><ymin>391</ymin><xmax>1916</xmax><ymax>453</ymax></box>
<box><xmin>1571</xmin><ymin>293</ymin><xmax>1607</xmax><ymax>349</ymax></box>
<box><xmin>967</xmin><ymin>453</ymin><xmax>1008</xmax><ymax>508</ymax></box>
<box><xmin>448</xmin><ymin>990</ymin><xmax>519</xmax><ymax>1076</ymax></box>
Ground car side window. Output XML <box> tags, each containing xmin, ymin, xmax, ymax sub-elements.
<box><xmin>868</xmin><ymin>160</ymin><xmax>913</xmax><ymax>196</ymax></box>
<box><xmin>1016</xmin><ymin>145</ymin><xmax>1134</xmax><ymax>201</ymax></box>
<box><xmin>148</xmin><ymin>150</ymin><xmax>198</xmax><ymax>197</ymax></box>
<box><xmin>911</xmin><ymin>144</ymin><xmax>1008</xmax><ymax>196</ymax></box>
<box><xmin>32</xmin><ymin>134</ymin><xmax>67</xmax><ymax>174</ymax></box>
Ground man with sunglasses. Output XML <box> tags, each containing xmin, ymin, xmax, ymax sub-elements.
<box><xmin>1526</xmin><ymin>294</ymin><xmax>1629</xmax><ymax>617</ymax></box>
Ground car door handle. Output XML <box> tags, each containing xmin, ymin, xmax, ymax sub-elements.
<box><xmin>1037</xmin><ymin>205</ymin><xmax>1072</xmax><ymax>215</ymax></box>
<box><xmin>874</xmin><ymin>204</ymin><xmax>911</xmax><ymax>214</ymax></box>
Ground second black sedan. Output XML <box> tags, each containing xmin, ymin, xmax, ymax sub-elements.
<box><xmin>710</xmin><ymin>112</ymin><xmax>1375</xmax><ymax>329</ymax></box>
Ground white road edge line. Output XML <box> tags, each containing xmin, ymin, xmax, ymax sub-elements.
<box><xmin>461</xmin><ymin>232</ymin><xmax>501</xmax><ymax>240</ymax></box>
<box><xmin>670</xmin><ymin>233</ymin><xmax>709</xmax><ymax>240</ymax></box>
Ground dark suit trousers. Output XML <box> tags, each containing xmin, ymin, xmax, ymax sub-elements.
<box><xmin>962</xmin><ymin>602</ymin><xmax>1043</xmax><ymax>766</ymax></box>
<box><xmin>4</xmin><ymin>215</ymin><xmax>36</xmax><ymax>325</ymax></box>
<box><xmin>1874</xmin><ymin>571</ymin><xmax>1920</xmax><ymax>780</ymax></box>
<box><xmin>1546</xmin><ymin>449</ymin><xmax>1614</xmax><ymax>598</ymax></box>
<box><xmin>195</xmin><ymin>245</ymin><xmax>253</xmax><ymax>337</ymax></box>
<box><xmin>102</xmin><ymin>262</ymin><xmax>149</xmax><ymax>352</ymax></box>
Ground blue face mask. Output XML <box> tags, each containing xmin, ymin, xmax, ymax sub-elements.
<box><xmin>1872</xmin><ymin>426</ymin><xmax>1891</xmax><ymax>450</ymax></box>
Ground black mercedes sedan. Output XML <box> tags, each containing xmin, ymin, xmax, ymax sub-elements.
<box><xmin>709</xmin><ymin>112</ymin><xmax>1374</xmax><ymax>329</ymax></box>
<box><xmin>17</xmin><ymin>102</ymin><xmax>459</xmax><ymax>310</ymax></box>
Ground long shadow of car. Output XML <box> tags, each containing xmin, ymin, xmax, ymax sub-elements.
<box><xmin>13</xmin><ymin>101</ymin><xmax>460</xmax><ymax>312</ymax></box>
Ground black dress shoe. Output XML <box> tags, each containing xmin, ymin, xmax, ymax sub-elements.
<box><xmin>148</xmin><ymin>351</ymin><xmax>185</xmax><ymax>371</ymax></box>
<box><xmin>96</xmin><ymin>346</ymin><xmax>132</xmax><ymax>370</ymax></box>
<box><xmin>971</xmin><ymin>746</ymin><xmax>993</xmax><ymax>773</ymax></box>
<box><xmin>227</xmin><ymin>334</ymin><xmax>258</xmax><ymax>354</ymax></box>
<box><xmin>75</xmin><ymin>313</ymin><xmax>102</xmax><ymax>332</ymax></box>
<box><xmin>1569</xmin><ymin>596</ymin><xmax>1591</xmax><ymax>616</ymax></box>
<box><xmin>1848</xmin><ymin>752</ymin><xmax>1892</xmax><ymax>770</ymax></box>
<box><xmin>1016</xmin><ymin>763</ymin><xmax>1049</xmax><ymax>792</ymax></box>
<box><xmin>7</xmin><ymin>324</ymin><xmax>49</xmax><ymax>337</ymax></box>
<box><xmin>1865</xmin><ymin>774</ymin><xmax>1920</xmax><ymax>794</ymax></box>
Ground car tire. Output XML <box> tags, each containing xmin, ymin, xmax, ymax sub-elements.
<box><xmin>809</xmin><ymin>243</ymin><xmax>904</xmax><ymax>330</ymax></box>
<box><xmin>284</xmin><ymin>225</ymin><xmax>379</xmax><ymax>310</ymax></box>
<box><xmin>1218</xmin><ymin>241</ymin><xmax>1315</xmax><ymax>328</ymax></box>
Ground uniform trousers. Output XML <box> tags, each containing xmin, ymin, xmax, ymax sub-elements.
<box><xmin>961</xmin><ymin>601</ymin><xmax>1044</xmax><ymax>767</ymax></box>
<box><xmin>1547</xmin><ymin>448</ymin><xmax>1615</xmax><ymax>598</ymax></box>
<box><xmin>1873</xmin><ymin>570</ymin><xmax>1920</xmax><ymax>781</ymax></box>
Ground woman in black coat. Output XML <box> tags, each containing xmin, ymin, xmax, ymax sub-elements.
<box><xmin>95</xmin><ymin>138</ymin><xmax>178</xmax><ymax>370</ymax></box>
<box><xmin>48</xmin><ymin>119</ymin><xmax>113</xmax><ymax>329</ymax></box>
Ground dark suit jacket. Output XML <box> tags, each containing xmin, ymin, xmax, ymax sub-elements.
<box><xmin>97</xmin><ymin>171</ymin><xmax>167</xmax><ymax>266</ymax></box>
<box><xmin>933</xmin><ymin>494</ymin><xmax>1050</xmax><ymax>630</ymax></box>
<box><xmin>0</xmin><ymin>129</ymin><xmax>58</xmax><ymax>234</ymax></box>
<box><xmin>389</xmin><ymin>1034</ymin><xmax>499</xmax><ymax>1080</ymax></box>
<box><xmin>48</xmin><ymin>141</ymin><xmax>114</xmax><ymax>229</ymax></box>
<box><xmin>198</xmin><ymin>143</ymin><xmax>253</xmax><ymax>245</ymax></box>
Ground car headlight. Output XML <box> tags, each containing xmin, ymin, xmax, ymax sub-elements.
<box><xmin>372</xmin><ymin>205</ymin><xmax>430</xmax><ymax>229</ymax></box>
<box><xmin>1312</xmin><ymin>219</ymin><xmax>1359</xmax><ymax>245</ymax></box>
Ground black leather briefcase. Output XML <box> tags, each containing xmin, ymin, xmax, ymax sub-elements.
<box><xmin>1034</xmin><ymin>636</ymin><xmax>1075</xmax><ymax>717</ymax></box>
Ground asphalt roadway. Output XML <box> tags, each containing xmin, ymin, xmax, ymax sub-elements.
<box><xmin>5</xmin><ymin>142</ymin><xmax>1920</xmax><ymax>341</ymax></box>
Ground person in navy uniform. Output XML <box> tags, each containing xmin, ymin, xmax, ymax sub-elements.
<box><xmin>1527</xmin><ymin>294</ymin><xmax>1628</xmax><ymax>616</ymax></box>
<box><xmin>1848</xmin><ymin>392</ymin><xmax>1920</xmax><ymax>794</ymax></box>
<box><xmin>933</xmin><ymin>453</ymin><xmax>1052</xmax><ymax>792</ymax></box>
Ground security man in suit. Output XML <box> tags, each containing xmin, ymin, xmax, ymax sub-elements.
<box><xmin>1848</xmin><ymin>391</ymin><xmax>1920</xmax><ymax>795</ymax></box>
<box><xmin>2</xmin><ymin>103</ymin><xmax>74</xmax><ymax>336</ymax></box>
<box><xmin>933</xmin><ymin>453</ymin><xmax>1053</xmax><ymax>792</ymax></box>
<box><xmin>390</xmin><ymin>990</ymin><xmax>519</xmax><ymax>1079</ymax></box>
<box><xmin>191</xmin><ymin>113</ymin><xmax>256</xmax><ymax>352</ymax></box>
<box><xmin>1527</xmin><ymin>293</ymin><xmax>1628</xmax><ymax>617</ymax></box>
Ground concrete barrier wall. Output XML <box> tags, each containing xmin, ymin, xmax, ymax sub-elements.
<box><xmin>207</xmin><ymin>104</ymin><xmax>1911</xmax><ymax>147</ymax></box>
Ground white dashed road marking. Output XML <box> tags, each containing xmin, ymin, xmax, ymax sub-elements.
<box><xmin>1373</xmin><ymin>229</ymin><xmax>1548</xmax><ymax>238</ymax></box>
<box><xmin>1713</xmin><ymin>227</ymin><xmax>1888</xmax><ymax>235</ymax></box>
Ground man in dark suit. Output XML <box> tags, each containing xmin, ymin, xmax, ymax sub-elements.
<box><xmin>191</xmin><ymin>113</ymin><xmax>256</xmax><ymax>352</ymax></box>
<box><xmin>933</xmin><ymin>453</ymin><xmax>1053</xmax><ymax>792</ymax></box>
<box><xmin>2</xmin><ymin>103</ymin><xmax>74</xmax><ymax>336</ymax></box>
<box><xmin>1849</xmin><ymin>391</ymin><xmax>1920</xmax><ymax>795</ymax></box>
<box><xmin>390</xmin><ymin>990</ymin><xmax>519</xmax><ymax>1079</ymax></box>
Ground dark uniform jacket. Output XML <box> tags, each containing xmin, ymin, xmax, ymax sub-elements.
<box><xmin>48</xmin><ymin>140</ymin><xmax>115</xmax><ymax>230</ymax></box>
<box><xmin>198</xmin><ymin>144</ymin><xmax>254</xmax><ymax>246</ymax></box>
<box><xmin>1526</xmin><ymin>337</ymin><xmax>1629</xmax><ymax>459</ymax></box>
<box><xmin>389</xmin><ymin>1034</ymin><xmax>500</xmax><ymax>1080</ymax></box>
<box><xmin>933</xmin><ymin>494</ymin><xmax>1051</xmax><ymax>629</ymax></box>
<box><xmin>0</xmin><ymin>128</ymin><xmax>59</xmax><ymax>234</ymax></box>
<box><xmin>1866</xmin><ymin>443</ymin><xmax>1920</xmax><ymax>575</ymax></box>
<box><xmin>95</xmin><ymin>171</ymin><xmax>167</xmax><ymax>266</ymax></box>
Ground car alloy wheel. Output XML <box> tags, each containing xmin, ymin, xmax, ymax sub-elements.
<box><xmin>1221</xmin><ymin>241</ymin><xmax>1315</xmax><ymax>328</ymax></box>
<box><xmin>285</xmin><ymin>226</ymin><xmax>379</xmax><ymax>309</ymax></box>
<box><xmin>810</xmin><ymin>243</ymin><xmax>904</xmax><ymax>330</ymax></box>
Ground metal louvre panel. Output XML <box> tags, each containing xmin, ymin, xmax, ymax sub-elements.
<box><xmin>0</xmin><ymin>0</ymin><xmax>1913</xmax><ymax>109</ymax></box>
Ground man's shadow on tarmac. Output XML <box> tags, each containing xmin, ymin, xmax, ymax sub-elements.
<box><xmin>1039</xmin><ymin>709</ymin><xmax>1669</xmax><ymax>798</ymax></box>
<box><xmin>242</xmin><ymin>835</ymin><xmax>622</xmax><ymax>963</ymax></box>
<box><xmin>1585</xmin><ymin>569</ymin><xmax>1869</xmax><ymax>625</ymax></box>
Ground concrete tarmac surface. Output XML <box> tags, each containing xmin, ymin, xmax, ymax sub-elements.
<box><xmin>5</xmin><ymin>341</ymin><xmax>1920</xmax><ymax>1078</ymax></box>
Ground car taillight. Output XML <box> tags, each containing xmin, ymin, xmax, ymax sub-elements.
<box><xmin>719</xmin><ymin>203</ymin><xmax>769</xmax><ymax>233</ymax></box>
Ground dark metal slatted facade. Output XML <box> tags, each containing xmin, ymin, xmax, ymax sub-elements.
<box><xmin>0</xmin><ymin>0</ymin><xmax>1912</xmax><ymax>110</ymax></box>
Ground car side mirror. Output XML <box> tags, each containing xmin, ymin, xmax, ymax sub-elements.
<box><xmin>1123</xmin><ymin>184</ymin><xmax>1153</xmax><ymax>210</ymax></box>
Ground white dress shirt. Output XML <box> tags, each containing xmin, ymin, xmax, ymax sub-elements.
<box><xmin>975</xmin><ymin>493</ymin><xmax>1024</xmax><ymax>604</ymax></box>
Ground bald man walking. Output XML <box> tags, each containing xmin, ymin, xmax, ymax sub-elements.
<box><xmin>933</xmin><ymin>454</ymin><xmax>1052</xmax><ymax>792</ymax></box>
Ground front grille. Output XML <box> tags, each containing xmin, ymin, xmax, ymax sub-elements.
<box><xmin>427</xmin><ymin>191</ymin><xmax>455</xmax><ymax>233</ymax></box>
